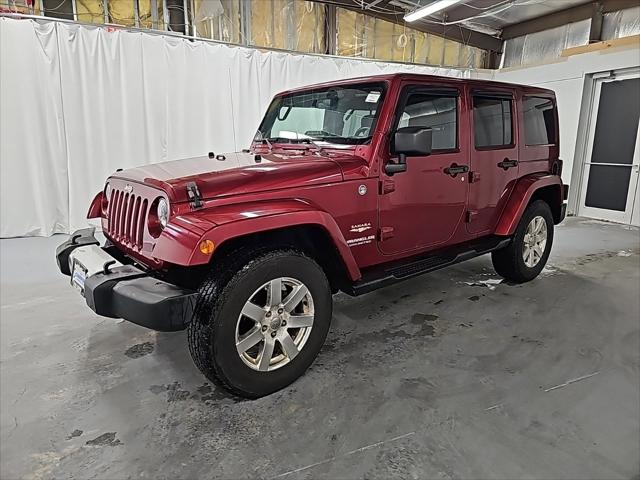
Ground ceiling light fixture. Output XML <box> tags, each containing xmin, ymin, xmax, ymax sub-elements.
<box><xmin>403</xmin><ymin>0</ymin><xmax>465</xmax><ymax>22</ymax></box>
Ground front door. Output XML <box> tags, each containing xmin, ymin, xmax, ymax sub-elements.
<box><xmin>578</xmin><ymin>72</ymin><xmax>640</xmax><ymax>226</ymax></box>
<box><xmin>378</xmin><ymin>84</ymin><xmax>469</xmax><ymax>255</ymax></box>
<box><xmin>467</xmin><ymin>90</ymin><xmax>520</xmax><ymax>235</ymax></box>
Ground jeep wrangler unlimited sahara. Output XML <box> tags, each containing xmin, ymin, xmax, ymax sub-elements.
<box><xmin>57</xmin><ymin>74</ymin><xmax>567</xmax><ymax>398</ymax></box>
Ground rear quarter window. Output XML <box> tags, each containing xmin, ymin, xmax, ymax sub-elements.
<box><xmin>523</xmin><ymin>96</ymin><xmax>557</xmax><ymax>146</ymax></box>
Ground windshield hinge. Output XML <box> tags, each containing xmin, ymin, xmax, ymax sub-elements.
<box><xmin>186</xmin><ymin>182</ymin><xmax>203</xmax><ymax>209</ymax></box>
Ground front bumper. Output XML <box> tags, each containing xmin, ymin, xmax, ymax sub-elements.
<box><xmin>56</xmin><ymin>228</ymin><xmax>197</xmax><ymax>332</ymax></box>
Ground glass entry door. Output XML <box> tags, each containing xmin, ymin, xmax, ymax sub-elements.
<box><xmin>579</xmin><ymin>72</ymin><xmax>640</xmax><ymax>226</ymax></box>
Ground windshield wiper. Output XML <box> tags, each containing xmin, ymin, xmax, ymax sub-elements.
<box><xmin>298</xmin><ymin>138</ymin><xmax>325</xmax><ymax>152</ymax></box>
<box><xmin>265</xmin><ymin>137</ymin><xmax>297</xmax><ymax>143</ymax></box>
<box><xmin>311</xmin><ymin>136</ymin><xmax>371</xmax><ymax>145</ymax></box>
<box><xmin>263</xmin><ymin>137</ymin><xmax>327</xmax><ymax>154</ymax></box>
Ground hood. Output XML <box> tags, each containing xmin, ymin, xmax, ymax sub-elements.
<box><xmin>110</xmin><ymin>150</ymin><xmax>367</xmax><ymax>203</ymax></box>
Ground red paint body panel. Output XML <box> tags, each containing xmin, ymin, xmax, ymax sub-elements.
<box><xmin>89</xmin><ymin>73</ymin><xmax>565</xmax><ymax>281</ymax></box>
<box><xmin>466</xmin><ymin>86</ymin><xmax>520</xmax><ymax>236</ymax></box>
<box><xmin>377</xmin><ymin>79</ymin><xmax>470</xmax><ymax>255</ymax></box>
<box><xmin>202</xmin><ymin>208</ymin><xmax>360</xmax><ymax>280</ymax></box>
<box><xmin>494</xmin><ymin>174</ymin><xmax>563</xmax><ymax>236</ymax></box>
<box><xmin>87</xmin><ymin>192</ymin><xmax>103</xmax><ymax>219</ymax></box>
<box><xmin>112</xmin><ymin>152</ymin><xmax>346</xmax><ymax>203</ymax></box>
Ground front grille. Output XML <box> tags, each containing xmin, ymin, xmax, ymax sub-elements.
<box><xmin>107</xmin><ymin>189</ymin><xmax>148</xmax><ymax>250</ymax></box>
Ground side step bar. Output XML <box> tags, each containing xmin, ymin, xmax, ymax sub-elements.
<box><xmin>348</xmin><ymin>237</ymin><xmax>511</xmax><ymax>296</ymax></box>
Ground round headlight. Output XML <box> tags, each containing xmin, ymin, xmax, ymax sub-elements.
<box><xmin>102</xmin><ymin>183</ymin><xmax>111</xmax><ymax>212</ymax></box>
<box><xmin>157</xmin><ymin>198</ymin><xmax>169</xmax><ymax>228</ymax></box>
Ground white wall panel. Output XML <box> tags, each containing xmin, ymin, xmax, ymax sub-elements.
<box><xmin>494</xmin><ymin>46</ymin><xmax>640</xmax><ymax>215</ymax></box>
<box><xmin>0</xmin><ymin>17</ymin><xmax>466</xmax><ymax>237</ymax></box>
<box><xmin>0</xmin><ymin>20</ymin><xmax>69</xmax><ymax>237</ymax></box>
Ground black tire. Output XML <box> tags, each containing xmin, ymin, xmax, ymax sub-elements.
<box><xmin>492</xmin><ymin>200</ymin><xmax>554</xmax><ymax>283</ymax></box>
<box><xmin>187</xmin><ymin>249</ymin><xmax>332</xmax><ymax>398</ymax></box>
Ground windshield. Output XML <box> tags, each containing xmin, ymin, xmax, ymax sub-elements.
<box><xmin>255</xmin><ymin>82</ymin><xmax>386</xmax><ymax>146</ymax></box>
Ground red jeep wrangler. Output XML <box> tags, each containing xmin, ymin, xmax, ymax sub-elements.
<box><xmin>57</xmin><ymin>74</ymin><xmax>567</xmax><ymax>398</ymax></box>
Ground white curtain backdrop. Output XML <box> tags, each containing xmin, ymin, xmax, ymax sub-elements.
<box><xmin>0</xmin><ymin>17</ymin><xmax>471</xmax><ymax>237</ymax></box>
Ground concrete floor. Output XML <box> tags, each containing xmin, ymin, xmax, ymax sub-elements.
<box><xmin>1</xmin><ymin>217</ymin><xmax>639</xmax><ymax>480</ymax></box>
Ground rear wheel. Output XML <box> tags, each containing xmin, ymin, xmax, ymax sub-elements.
<box><xmin>492</xmin><ymin>200</ymin><xmax>554</xmax><ymax>283</ymax></box>
<box><xmin>187</xmin><ymin>249</ymin><xmax>332</xmax><ymax>398</ymax></box>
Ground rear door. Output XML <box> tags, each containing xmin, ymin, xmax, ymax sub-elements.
<box><xmin>467</xmin><ymin>89</ymin><xmax>519</xmax><ymax>235</ymax></box>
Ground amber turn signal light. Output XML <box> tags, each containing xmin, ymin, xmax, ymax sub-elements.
<box><xmin>199</xmin><ymin>240</ymin><xmax>215</xmax><ymax>255</ymax></box>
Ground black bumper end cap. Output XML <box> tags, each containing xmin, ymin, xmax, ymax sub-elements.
<box><xmin>56</xmin><ymin>227</ymin><xmax>100</xmax><ymax>276</ymax></box>
<box><xmin>85</xmin><ymin>266</ymin><xmax>197</xmax><ymax>332</ymax></box>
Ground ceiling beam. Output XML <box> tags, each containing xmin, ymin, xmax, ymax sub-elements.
<box><xmin>502</xmin><ymin>0</ymin><xmax>639</xmax><ymax>40</ymax></box>
<box><xmin>310</xmin><ymin>0</ymin><xmax>503</xmax><ymax>52</ymax></box>
<box><xmin>589</xmin><ymin>1</ymin><xmax>604</xmax><ymax>42</ymax></box>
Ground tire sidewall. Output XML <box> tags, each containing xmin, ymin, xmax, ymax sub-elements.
<box><xmin>210</xmin><ymin>252</ymin><xmax>332</xmax><ymax>397</ymax></box>
<box><xmin>513</xmin><ymin>200</ymin><xmax>554</xmax><ymax>281</ymax></box>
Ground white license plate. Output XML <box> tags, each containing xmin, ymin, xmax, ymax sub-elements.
<box><xmin>71</xmin><ymin>260</ymin><xmax>88</xmax><ymax>294</ymax></box>
<box><xmin>68</xmin><ymin>245</ymin><xmax>123</xmax><ymax>296</ymax></box>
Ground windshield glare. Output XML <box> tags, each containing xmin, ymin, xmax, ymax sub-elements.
<box><xmin>255</xmin><ymin>83</ymin><xmax>386</xmax><ymax>146</ymax></box>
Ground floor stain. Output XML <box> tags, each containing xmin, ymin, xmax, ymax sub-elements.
<box><xmin>66</xmin><ymin>429</ymin><xmax>82</xmax><ymax>440</ymax></box>
<box><xmin>512</xmin><ymin>335</ymin><xmax>544</xmax><ymax>346</ymax></box>
<box><xmin>468</xmin><ymin>295</ymin><xmax>480</xmax><ymax>302</ymax></box>
<box><xmin>411</xmin><ymin>313</ymin><xmax>439</xmax><ymax>324</ymax></box>
<box><xmin>396</xmin><ymin>377</ymin><xmax>436</xmax><ymax>401</ymax></box>
<box><xmin>411</xmin><ymin>313</ymin><xmax>438</xmax><ymax>337</ymax></box>
<box><xmin>149</xmin><ymin>384</ymin><xmax>166</xmax><ymax>395</ymax></box>
<box><xmin>149</xmin><ymin>382</ymin><xmax>189</xmax><ymax>401</ymax></box>
<box><xmin>150</xmin><ymin>382</ymin><xmax>240</xmax><ymax>403</ymax></box>
<box><xmin>124</xmin><ymin>342</ymin><xmax>154</xmax><ymax>359</ymax></box>
<box><xmin>85</xmin><ymin>432</ymin><xmax>121</xmax><ymax>447</ymax></box>
<box><xmin>166</xmin><ymin>382</ymin><xmax>190</xmax><ymax>402</ymax></box>
<box><xmin>196</xmin><ymin>383</ymin><xmax>240</xmax><ymax>403</ymax></box>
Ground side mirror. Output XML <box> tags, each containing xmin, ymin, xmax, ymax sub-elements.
<box><xmin>384</xmin><ymin>127</ymin><xmax>433</xmax><ymax>176</ymax></box>
<box><xmin>394</xmin><ymin>126</ymin><xmax>433</xmax><ymax>156</ymax></box>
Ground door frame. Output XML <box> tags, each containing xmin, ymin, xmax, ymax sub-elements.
<box><xmin>569</xmin><ymin>67</ymin><xmax>640</xmax><ymax>225</ymax></box>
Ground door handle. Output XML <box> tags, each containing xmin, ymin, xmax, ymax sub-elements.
<box><xmin>497</xmin><ymin>158</ymin><xmax>518</xmax><ymax>170</ymax></box>
<box><xmin>444</xmin><ymin>163</ymin><xmax>469</xmax><ymax>178</ymax></box>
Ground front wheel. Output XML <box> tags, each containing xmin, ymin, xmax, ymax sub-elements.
<box><xmin>492</xmin><ymin>200</ymin><xmax>554</xmax><ymax>283</ymax></box>
<box><xmin>187</xmin><ymin>249</ymin><xmax>332</xmax><ymax>398</ymax></box>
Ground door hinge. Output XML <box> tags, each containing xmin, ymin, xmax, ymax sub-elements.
<box><xmin>465</xmin><ymin>210</ymin><xmax>478</xmax><ymax>223</ymax></box>
<box><xmin>380</xmin><ymin>179</ymin><xmax>395</xmax><ymax>194</ymax></box>
<box><xmin>468</xmin><ymin>171</ymin><xmax>480</xmax><ymax>183</ymax></box>
<box><xmin>379</xmin><ymin>226</ymin><xmax>395</xmax><ymax>241</ymax></box>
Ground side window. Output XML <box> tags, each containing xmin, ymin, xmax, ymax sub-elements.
<box><xmin>397</xmin><ymin>93</ymin><xmax>457</xmax><ymax>151</ymax></box>
<box><xmin>523</xmin><ymin>96</ymin><xmax>557</xmax><ymax>145</ymax></box>
<box><xmin>473</xmin><ymin>96</ymin><xmax>513</xmax><ymax>148</ymax></box>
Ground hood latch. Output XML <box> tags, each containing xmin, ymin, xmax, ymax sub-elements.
<box><xmin>186</xmin><ymin>182</ymin><xmax>203</xmax><ymax>209</ymax></box>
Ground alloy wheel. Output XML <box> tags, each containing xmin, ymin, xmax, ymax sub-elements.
<box><xmin>235</xmin><ymin>277</ymin><xmax>315</xmax><ymax>372</ymax></box>
<box><xmin>523</xmin><ymin>215</ymin><xmax>548</xmax><ymax>268</ymax></box>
